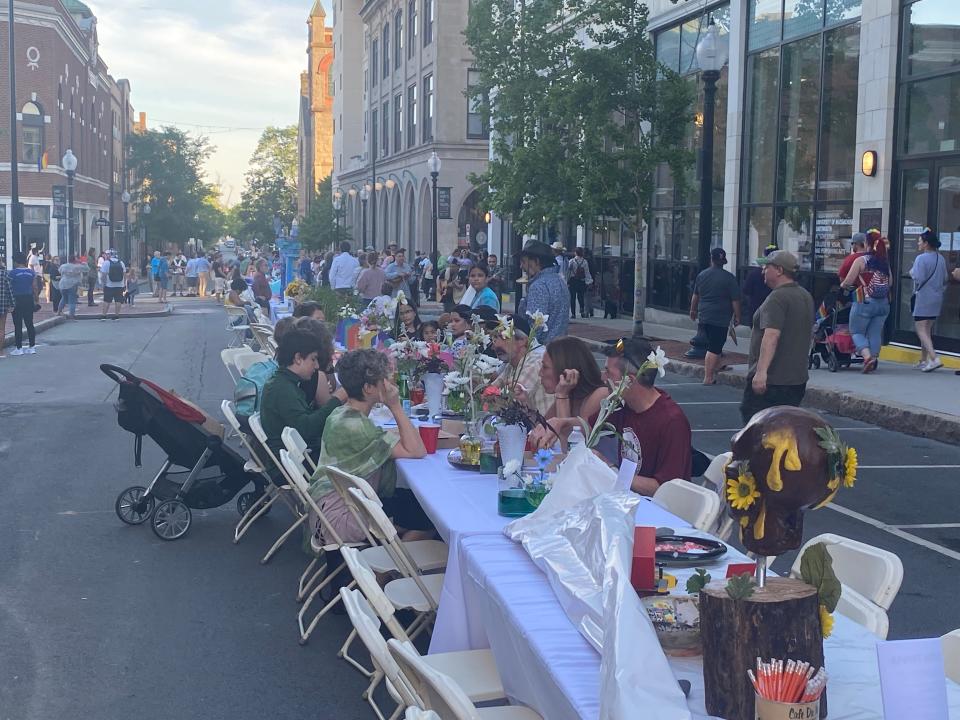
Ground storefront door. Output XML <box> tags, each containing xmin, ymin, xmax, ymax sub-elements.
<box><xmin>892</xmin><ymin>160</ymin><xmax>960</xmax><ymax>353</ymax></box>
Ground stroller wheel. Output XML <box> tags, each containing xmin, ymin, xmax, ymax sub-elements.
<box><xmin>812</xmin><ymin>355</ymin><xmax>821</xmax><ymax>369</ymax></box>
<box><xmin>237</xmin><ymin>491</ymin><xmax>260</xmax><ymax>517</ymax></box>
<box><xmin>828</xmin><ymin>353</ymin><xmax>840</xmax><ymax>372</ymax></box>
<box><xmin>151</xmin><ymin>500</ymin><xmax>192</xmax><ymax>541</ymax></box>
<box><xmin>115</xmin><ymin>486</ymin><xmax>155</xmax><ymax>525</ymax></box>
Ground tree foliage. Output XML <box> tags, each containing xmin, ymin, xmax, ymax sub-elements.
<box><xmin>465</xmin><ymin>0</ymin><xmax>695</xmax><ymax>335</ymax></box>
<box><xmin>234</xmin><ymin>126</ymin><xmax>299</xmax><ymax>244</ymax></box>
<box><xmin>128</xmin><ymin>127</ymin><xmax>221</xmax><ymax>249</ymax></box>
<box><xmin>298</xmin><ymin>175</ymin><xmax>352</xmax><ymax>253</ymax></box>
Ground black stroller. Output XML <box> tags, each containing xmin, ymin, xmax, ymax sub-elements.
<box><xmin>101</xmin><ymin>364</ymin><xmax>265</xmax><ymax>540</ymax></box>
<box><xmin>808</xmin><ymin>289</ymin><xmax>862</xmax><ymax>373</ymax></box>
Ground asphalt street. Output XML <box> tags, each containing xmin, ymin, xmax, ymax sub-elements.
<box><xmin>0</xmin><ymin>303</ymin><xmax>957</xmax><ymax>719</ymax></box>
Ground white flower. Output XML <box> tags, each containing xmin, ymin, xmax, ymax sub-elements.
<box><xmin>647</xmin><ymin>346</ymin><xmax>669</xmax><ymax>377</ymax></box>
<box><xmin>395</xmin><ymin>290</ymin><xmax>407</xmax><ymax>305</ymax></box>
<box><xmin>412</xmin><ymin>340</ymin><xmax>429</xmax><ymax>358</ymax></box>
<box><xmin>443</xmin><ymin>371</ymin><xmax>471</xmax><ymax>391</ymax></box>
<box><xmin>502</xmin><ymin>459</ymin><xmax>521</xmax><ymax>477</ymax></box>
<box><xmin>528</xmin><ymin>311</ymin><xmax>549</xmax><ymax>330</ymax></box>
<box><xmin>495</xmin><ymin>314</ymin><xmax>515</xmax><ymax>339</ymax></box>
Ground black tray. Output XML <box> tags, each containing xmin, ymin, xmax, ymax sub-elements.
<box><xmin>447</xmin><ymin>449</ymin><xmax>481</xmax><ymax>472</ymax></box>
<box><xmin>654</xmin><ymin>534</ymin><xmax>727</xmax><ymax>567</ymax></box>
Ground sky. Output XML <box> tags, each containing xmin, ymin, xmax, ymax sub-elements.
<box><xmin>90</xmin><ymin>0</ymin><xmax>331</xmax><ymax>206</ymax></box>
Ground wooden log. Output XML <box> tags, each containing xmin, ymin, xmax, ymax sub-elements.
<box><xmin>700</xmin><ymin>577</ymin><xmax>826</xmax><ymax>720</ymax></box>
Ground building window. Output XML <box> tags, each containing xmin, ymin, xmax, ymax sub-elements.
<box><xmin>423</xmin><ymin>74</ymin><xmax>434</xmax><ymax>142</ymax></box>
<box><xmin>383</xmin><ymin>23</ymin><xmax>390</xmax><ymax>79</ymax></box>
<box><xmin>467</xmin><ymin>69</ymin><xmax>489</xmax><ymax>139</ymax></box>
<box><xmin>372</xmin><ymin>108</ymin><xmax>378</xmax><ymax>158</ymax></box>
<box><xmin>408</xmin><ymin>0</ymin><xmax>417</xmax><ymax>58</ymax></box>
<box><xmin>372</xmin><ymin>38</ymin><xmax>379</xmax><ymax>87</ymax></box>
<box><xmin>394</xmin><ymin>94</ymin><xmax>404</xmax><ymax>151</ymax></box>
<box><xmin>21</xmin><ymin>101</ymin><xmax>44</xmax><ymax>165</ymax></box>
<box><xmin>739</xmin><ymin>0</ymin><xmax>861</xmax><ymax>279</ymax></box>
<box><xmin>407</xmin><ymin>84</ymin><xmax>418</xmax><ymax>148</ymax></box>
<box><xmin>382</xmin><ymin>100</ymin><xmax>390</xmax><ymax>157</ymax></box>
<box><xmin>423</xmin><ymin>0</ymin><xmax>433</xmax><ymax>46</ymax></box>
<box><xmin>395</xmin><ymin>10</ymin><xmax>403</xmax><ymax>68</ymax></box>
<box><xmin>328</xmin><ymin>66</ymin><xmax>335</xmax><ymax>98</ymax></box>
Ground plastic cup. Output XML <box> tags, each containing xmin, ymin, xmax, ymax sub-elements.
<box><xmin>419</xmin><ymin>423</ymin><xmax>441</xmax><ymax>454</ymax></box>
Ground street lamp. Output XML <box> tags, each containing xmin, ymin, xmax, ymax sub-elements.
<box><xmin>694</xmin><ymin>19</ymin><xmax>728</xmax><ymax>270</ymax></box>
<box><xmin>121</xmin><ymin>190</ymin><xmax>131</xmax><ymax>262</ymax></box>
<box><xmin>142</xmin><ymin>202</ymin><xmax>152</xmax><ymax>257</ymax></box>
<box><xmin>333</xmin><ymin>189</ymin><xmax>343</xmax><ymax>251</ymax></box>
<box><xmin>62</xmin><ymin>149</ymin><xmax>78</xmax><ymax>259</ymax></box>
<box><xmin>360</xmin><ymin>185</ymin><xmax>370</xmax><ymax>249</ymax></box>
<box><xmin>427</xmin><ymin>151</ymin><xmax>441</xmax><ymax>262</ymax></box>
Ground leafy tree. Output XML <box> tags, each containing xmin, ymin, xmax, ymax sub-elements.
<box><xmin>235</xmin><ymin>126</ymin><xmax>298</xmax><ymax>243</ymax></box>
<box><xmin>298</xmin><ymin>175</ymin><xmax>352</xmax><ymax>254</ymax></box>
<box><xmin>128</xmin><ymin>127</ymin><xmax>219</xmax><ymax>250</ymax></box>
<box><xmin>466</xmin><ymin>0</ymin><xmax>694</xmax><ymax>336</ymax></box>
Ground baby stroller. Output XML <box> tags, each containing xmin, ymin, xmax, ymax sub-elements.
<box><xmin>809</xmin><ymin>292</ymin><xmax>861</xmax><ymax>372</ymax></box>
<box><xmin>101</xmin><ymin>364</ymin><xmax>266</xmax><ymax>540</ymax></box>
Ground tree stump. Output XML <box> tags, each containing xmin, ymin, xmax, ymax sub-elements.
<box><xmin>700</xmin><ymin>577</ymin><xmax>826</xmax><ymax>720</ymax></box>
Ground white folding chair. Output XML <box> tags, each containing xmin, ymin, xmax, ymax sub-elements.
<box><xmin>253</xmin><ymin>306</ymin><xmax>272</xmax><ymax>325</ymax></box>
<box><xmin>247</xmin><ymin>414</ymin><xmax>310</xmax><ymax>564</ymax></box>
<box><xmin>789</xmin><ymin>533</ymin><xmax>904</xmax><ymax>610</ymax></box>
<box><xmin>224</xmin><ymin>305</ymin><xmax>251</xmax><ymax>348</ymax></box>
<box><xmin>652</xmin><ymin>479</ymin><xmax>721</xmax><ymax>532</ymax></box>
<box><xmin>220</xmin><ymin>347</ymin><xmax>248</xmax><ymax>383</ymax></box>
<box><xmin>341</xmin><ymin>587</ymin><xmax>508</xmax><ymax>720</ymax></box>
<box><xmin>249</xmin><ymin>323</ymin><xmax>276</xmax><ymax>355</ymax></box>
<box><xmin>834</xmin><ymin>585</ymin><xmax>889</xmax><ymax>639</ymax></box>
<box><xmin>700</xmin><ymin>452</ymin><xmax>734</xmax><ymax>539</ymax></box>
<box><xmin>326</xmin><ymin>465</ymin><xmax>448</xmax><ymax>576</ymax></box>
<box><xmin>388</xmin><ymin>639</ymin><xmax>543</xmax><ymax>719</ymax></box>
<box><xmin>234</xmin><ymin>350</ymin><xmax>270</xmax><ymax>376</ymax></box>
<box><xmin>942</xmin><ymin>629</ymin><xmax>960</xmax><ymax>684</ymax></box>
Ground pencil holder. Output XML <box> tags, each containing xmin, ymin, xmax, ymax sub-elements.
<box><xmin>754</xmin><ymin>694</ymin><xmax>819</xmax><ymax>720</ymax></box>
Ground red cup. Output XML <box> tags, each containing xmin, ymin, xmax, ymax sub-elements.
<box><xmin>419</xmin><ymin>423</ymin><xmax>441</xmax><ymax>454</ymax></box>
<box><xmin>410</xmin><ymin>387</ymin><xmax>425</xmax><ymax>406</ymax></box>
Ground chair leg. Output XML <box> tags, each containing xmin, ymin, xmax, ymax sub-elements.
<box><xmin>406</xmin><ymin>611</ymin><xmax>435</xmax><ymax>642</ymax></box>
<box><xmin>233</xmin><ymin>486</ymin><xmax>278</xmax><ymax>544</ymax></box>
<box><xmin>297</xmin><ymin>556</ymin><xmax>328</xmax><ymax>602</ymax></box>
<box><xmin>363</xmin><ymin>668</ymin><xmax>390</xmax><ymax>720</ymax></box>
<box><xmin>260</xmin><ymin>513</ymin><xmax>307</xmax><ymax>565</ymax></box>
<box><xmin>387</xmin><ymin>701</ymin><xmax>404</xmax><ymax>720</ymax></box>
<box><xmin>298</xmin><ymin>574</ymin><xmax>356</xmax><ymax>645</ymax></box>
<box><xmin>339</xmin><ymin>627</ymin><xmax>376</xmax><ymax>678</ymax></box>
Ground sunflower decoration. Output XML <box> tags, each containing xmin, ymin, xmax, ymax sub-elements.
<box><xmin>819</xmin><ymin>604</ymin><xmax>835</xmax><ymax>639</ymax></box>
<box><xmin>843</xmin><ymin>447</ymin><xmax>858</xmax><ymax>488</ymax></box>
<box><xmin>814</xmin><ymin>426</ymin><xmax>857</xmax><ymax>494</ymax></box>
<box><xmin>726</xmin><ymin>464</ymin><xmax>761</xmax><ymax>511</ymax></box>
<box><xmin>285</xmin><ymin>278</ymin><xmax>310</xmax><ymax>300</ymax></box>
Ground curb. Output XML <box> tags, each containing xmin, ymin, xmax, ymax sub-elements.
<box><xmin>74</xmin><ymin>303</ymin><xmax>173</xmax><ymax>320</ymax></box>
<box><xmin>2</xmin><ymin>315</ymin><xmax>67</xmax><ymax>349</ymax></box>
<box><xmin>574</xmin><ymin>335</ymin><xmax>960</xmax><ymax>446</ymax></box>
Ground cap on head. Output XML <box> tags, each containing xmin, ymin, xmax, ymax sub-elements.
<box><xmin>758</xmin><ymin>250</ymin><xmax>799</xmax><ymax>274</ymax></box>
<box><xmin>550</xmin><ymin>241</ymin><xmax>565</xmax><ymax>252</ymax></box>
<box><xmin>710</xmin><ymin>247</ymin><xmax>728</xmax><ymax>265</ymax></box>
<box><xmin>850</xmin><ymin>232</ymin><xmax>867</xmax><ymax>249</ymax></box>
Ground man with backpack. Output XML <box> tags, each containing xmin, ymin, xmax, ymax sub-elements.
<box><xmin>567</xmin><ymin>246</ymin><xmax>592</xmax><ymax>319</ymax></box>
<box><xmin>100</xmin><ymin>251</ymin><xmax>127</xmax><ymax>320</ymax></box>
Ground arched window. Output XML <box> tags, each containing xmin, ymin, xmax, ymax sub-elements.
<box><xmin>327</xmin><ymin>65</ymin><xmax>335</xmax><ymax>99</ymax></box>
<box><xmin>395</xmin><ymin>9</ymin><xmax>403</xmax><ymax>69</ymax></box>
<box><xmin>21</xmin><ymin>101</ymin><xmax>44</xmax><ymax>165</ymax></box>
<box><xmin>382</xmin><ymin>23</ymin><xmax>390</xmax><ymax>79</ymax></box>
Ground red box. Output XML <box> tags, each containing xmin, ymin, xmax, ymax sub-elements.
<box><xmin>631</xmin><ymin>526</ymin><xmax>656</xmax><ymax>591</ymax></box>
<box><xmin>725</xmin><ymin>562</ymin><xmax>757</xmax><ymax>579</ymax></box>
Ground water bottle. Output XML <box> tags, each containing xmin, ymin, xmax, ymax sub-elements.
<box><xmin>398</xmin><ymin>375</ymin><xmax>411</xmax><ymax>415</ymax></box>
<box><xmin>567</xmin><ymin>426</ymin><xmax>586</xmax><ymax>452</ymax></box>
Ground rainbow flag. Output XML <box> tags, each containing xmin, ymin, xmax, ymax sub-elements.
<box><xmin>39</xmin><ymin>150</ymin><xmax>48</xmax><ymax>171</ymax></box>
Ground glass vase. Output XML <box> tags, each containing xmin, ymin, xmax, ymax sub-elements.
<box><xmin>424</xmin><ymin>373</ymin><xmax>444</xmax><ymax>418</ymax></box>
<box><xmin>496</xmin><ymin>423</ymin><xmax>528</xmax><ymax>469</ymax></box>
<box><xmin>458</xmin><ymin>421</ymin><xmax>483</xmax><ymax>466</ymax></box>
<box><xmin>446</xmin><ymin>389</ymin><xmax>468</xmax><ymax>416</ymax></box>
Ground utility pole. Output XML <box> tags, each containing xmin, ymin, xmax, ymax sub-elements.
<box><xmin>8</xmin><ymin>0</ymin><xmax>22</xmax><ymax>254</ymax></box>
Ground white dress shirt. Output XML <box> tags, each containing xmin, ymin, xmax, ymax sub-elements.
<box><xmin>328</xmin><ymin>252</ymin><xmax>360</xmax><ymax>290</ymax></box>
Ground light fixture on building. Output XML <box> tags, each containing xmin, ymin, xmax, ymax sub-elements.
<box><xmin>484</xmin><ymin>211</ymin><xmax>491</xmax><ymax>224</ymax></box>
<box><xmin>694</xmin><ymin>111</ymin><xmax>704</xmax><ymax>128</ymax></box>
<box><xmin>861</xmin><ymin>150</ymin><xmax>877</xmax><ymax>177</ymax></box>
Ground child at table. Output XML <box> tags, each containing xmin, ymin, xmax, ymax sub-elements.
<box><xmin>417</xmin><ymin>320</ymin><xmax>440</xmax><ymax>344</ymax></box>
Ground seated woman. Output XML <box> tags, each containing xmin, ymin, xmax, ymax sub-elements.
<box><xmin>445</xmin><ymin>305</ymin><xmax>474</xmax><ymax>356</ymax></box>
<box><xmin>310</xmin><ymin>349</ymin><xmax>431</xmax><ymax>544</ymax></box>
<box><xmin>467</xmin><ymin>264</ymin><xmax>501</xmax><ymax>311</ymax></box>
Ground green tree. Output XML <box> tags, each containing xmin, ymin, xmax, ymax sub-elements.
<box><xmin>235</xmin><ymin>126</ymin><xmax>298</xmax><ymax>243</ymax></box>
<box><xmin>298</xmin><ymin>175</ymin><xmax>352</xmax><ymax>254</ymax></box>
<box><xmin>128</xmin><ymin>127</ymin><xmax>219</xmax><ymax>250</ymax></box>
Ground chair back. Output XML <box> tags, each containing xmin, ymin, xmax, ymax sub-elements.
<box><xmin>789</xmin><ymin>533</ymin><xmax>903</xmax><ymax>610</ymax></box>
<box><xmin>249</xmin><ymin>413</ymin><xmax>290</xmax><ymax>485</ymax></box>
<box><xmin>340</xmin><ymin>588</ymin><xmax>419</xmax><ymax>708</ymax></box>
<box><xmin>834</xmin><ymin>585</ymin><xmax>889</xmax><ymax>639</ymax></box>
<box><xmin>225</xmin><ymin>304</ymin><xmax>248</xmax><ymax>321</ymax></box>
<box><xmin>387</xmin><ymin>639</ymin><xmax>480</xmax><ymax>720</ymax></box>
<box><xmin>235</xmin><ymin>350</ymin><xmax>269</xmax><ymax>376</ymax></box>
<box><xmin>652</xmin><ymin>479</ymin><xmax>721</xmax><ymax>532</ymax></box>
<box><xmin>220</xmin><ymin>348</ymin><xmax>244</xmax><ymax>383</ymax></box>
<box><xmin>327</xmin><ymin>465</ymin><xmax>382</xmax><ymax>505</ymax></box>
<box><xmin>280</xmin><ymin>449</ymin><xmax>345</xmax><ymax>548</ymax></box>
<box><xmin>340</xmin><ymin>546</ymin><xmax>411</xmax><ymax>642</ymax></box>
<box><xmin>702</xmin><ymin>451</ymin><xmax>731</xmax><ymax>492</ymax></box>
<box><xmin>221</xmin><ymin>400</ymin><xmax>267</xmax><ymax>473</ymax></box>
<box><xmin>281</xmin><ymin>426</ymin><xmax>317</xmax><ymax>472</ymax></box>
<box><xmin>942</xmin><ymin>629</ymin><xmax>960</xmax><ymax>684</ymax></box>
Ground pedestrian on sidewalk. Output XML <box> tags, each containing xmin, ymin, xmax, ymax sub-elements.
<box><xmin>841</xmin><ymin>229</ymin><xmax>891</xmax><ymax>374</ymax></box>
<box><xmin>85</xmin><ymin>248</ymin><xmax>99</xmax><ymax>307</ymax></box>
<box><xmin>47</xmin><ymin>255</ymin><xmax>62</xmax><ymax>313</ymax></box>
<box><xmin>742</xmin><ymin>243</ymin><xmax>777</xmax><ymax>326</ymax></box>
<box><xmin>213</xmin><ymin>254</ymin><xmax>228</xmax><ymax>301</ymax></box>
<box><xmin>195</xmin><ymin>254</ymin><xmax>211</xmax><ymax>297</ymax></box>
<box><xmin>909</xmin><ymin>228</ymin><xmax>949</xmax><ymax>372</ymax></box>
<box><xmin>156</xmin><ymin>252</ymin><xmax>170</xmax><ymax>303</ymax></box>
<box><xmin>149</xmin><ymin>251</ymin><xmax>162</xmax><ymax>297</ymax></box>
<box><xmin>8</xmin><ymin>251</ymin><xmax>38</xmax><ymax>355</ymax></box>
<box><xmin>567</xmin><ymin>247</ymin><xmax>592</xmax><ymax>319</ymax></box>
<box><xmin>172</xmin><ymin>251</ymin><xmax>187</xmax><ymax>296</ymax></box>
<box><xmin>518</xmin><ymin>240</ymin><xmax>570</xmax><ymax>343</ymax></box>
<box><xmin>690</xmin><ymin>247</ymin><xmax>741</xmax><ymax>385</ymax></box>
<box><xmin>57</xmin><ymin>255</ymin><xmax>86</xmax><ymax>318</ymax></box>
<box><xmin>740</xmin><ymin>250</ymin><xmax>814</xmax><ymax>425</ymax></box>
<box><xmin>28</xmin><ymin>247</ymin><xmax>43</xmax><ymax>301</ymax></box>
<box><xmin>125</xmin><ymin>266</ymin><xmax>140</xmax><ymax>305</ymax></box>
<box><xmin>185</xmin><ymin>255</ymin><xmax>199</xmax><ymax>296</ymax></box>
<box><xmin>100</xmin><ymin>251</ymin><xmax>126</xmax><ymax>321</ymax></box>
<box><xmin>329</xmin><ymin>241</ymin><xmax>360</xmax><ymax>297</ymax></box>
<box><xmin>0</xmin><ymin>257</ymin><xmax>13</xmax><ymax>358</ymax></box>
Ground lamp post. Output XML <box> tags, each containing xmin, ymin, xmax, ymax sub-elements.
<box><xmin>142</xmin><ymin>202</ymin><xmax>151</xmax><ymax>258</ymax></box>
<box><xmin>62</xmin><ymin>149</ymin><xmax>78</xmax><ymax>259</ymax></box>
<box><xmin>8</xmin><ymin>0</ymin><xmax>21</xmax><ymax>254</ymax></box>
<box><xmin>427</xmin><ymin>152</ymin><xmax>441</xmax><ymax>261</ymax></box>
<box><xmin>360</xmin><ymin>185</ymin><xmax>370</xmax><ymax>249</ymax></box>
<box><xmin>694</xmin><ymin>19</ymin><xmax>728</xmax><ymax>271</ymax></box>
<box><xmin>121</xmin><ymin>190</ymin><xmax>131</xmax><ymax>262</ymax></box>
<box><xmin>333</xmin><ymin>189</ymin><xmax>342</xmax><ymax>251</ymax></box>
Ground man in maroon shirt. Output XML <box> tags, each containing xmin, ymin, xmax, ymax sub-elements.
<box><xmin>601</xmin><ymin>338</ymin><xmax>692</xmax><ymax>495</ymax></box>
<box><xmin>252</xmin><ymin>259</ymin><xmax>272</xmax><ymax>309</ymax></box>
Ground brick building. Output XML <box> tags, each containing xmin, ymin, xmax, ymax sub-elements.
<box><xmin>0</xmin><ymin>0</ymin><xmax>137</xmax><ymax>267</ymax></box>
<box><xmin>297</xmin><ymin>0</ymin><xmax>335</xmax><ymax>216</ymax></box>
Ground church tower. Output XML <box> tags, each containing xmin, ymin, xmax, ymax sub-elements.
<box><xmin>297</xmin><ymin>1</ymin><xmax>334</xmax><ymax>215</ymax></box>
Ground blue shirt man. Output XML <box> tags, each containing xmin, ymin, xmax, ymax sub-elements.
<box><xmin>517</xmin><ymin>241</ymin><xmax>570</xmax><ymax>343</ymax></box>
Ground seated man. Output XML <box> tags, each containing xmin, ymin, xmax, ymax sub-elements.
<box><xmin>233</xmin><ymin>316</ymin><xmax>297</xmax><ymax>426</ymax></box>
<box><xmin>293</xmin><ymin>300</ymin><xmax>325</xmax><ymax>321</ymax></box>
<box><xmin>259</xmin><ymin>324</ymin><xmax>346</xmax><ymax>465</ymax></box>
<box><xmin>309</xmin><ymin>349</ymin><xmax>431</xmax><ymax>545</ymax></box>
<box><xmin>490</xmin><ymin>314</ymin><xmax>555</xmax><ymax>417</ymax></box>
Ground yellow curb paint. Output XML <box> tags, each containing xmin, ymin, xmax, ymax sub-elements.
<box><xmin>879</xmin><ymin>344</ymin><xmax>960</xmax><ymax>369</ymax></box>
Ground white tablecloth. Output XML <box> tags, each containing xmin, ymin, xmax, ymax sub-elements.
<box><xmin>459</xmin><ymin>534</ymin><xmax>960</xmax><ymax>720</ymax></box>
<box><xmin>269</xmin><ymin>297</ymin><xmax>292</xmax><ymax>323</ymax></box>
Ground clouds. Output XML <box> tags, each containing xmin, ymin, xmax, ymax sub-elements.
<box><xmin>89</xmin><ymin>0</ymin><xmax>331</xmax><ymax>204</ymax></box>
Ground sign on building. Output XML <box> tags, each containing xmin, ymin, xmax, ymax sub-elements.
<box><xmin>437</xmin><ymin>187</ymin><xmax>452</xmax><ymax>220</ymax></box>
<box><xmin>52</xmin><ymin>185</ymin><xmax>67</xmax><ymax>219</ymax></box>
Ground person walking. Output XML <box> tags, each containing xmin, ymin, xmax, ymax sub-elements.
<box><xmin>57</xmin><ymin>255</ymin><xmax>86</xmax><ymax>318</ymax></box>
<box><xmin>172</xmin><ymin>251</ymin><xmax>187</xmax><ymax>296</ymax></box>
<box><xmin>28</xmin><ymin>247</ymin><xmax>43</xmax><ymax>301</ymax></box>
<box><xmin>328</xmin><ymin>241</ymin><xmax>360</xmax><ymax>297</ymax></box>
<box><xmin>149</xmin><ymin>251</ymin><xmax>162</xmax><ymax>297</ymax></box>
<box><xmin>420</xmin><ymin>252</ymin><xmax>436</xmax><ymax>302</ymax></box>
<box><xmin>356</xmin><ymin>251</ymin><xmax>386</xmax><ymax>305</ymax></box>
<box><xmin>0</xmin><ymin>258</ymin><xmax>13</xmax><ymax>358</ymax></box>
<box><xmin>567</xmin><ymin>247</ymin><xmax>592</xmax><ymax>319</ymax></box>
<box><xmin>909</xmin><ymin>228</ymin><xmax>949</xmax><ymax>372</ymax></box>
<box><xmin>840</xmin><ymin>229</ymin><xmax>891</xmax><ymax>374</ymax></box>
<box><xmin>85</xmin><ymin>247</ymin><xmax>99</xmax><ymax>307</ymax></box>
<box><xmin>8</xmin><ymin>251</ymin><xmax>38</xmax><ymax>355</ymax></box>
<box><xmin>384</xmin><ymin>248</ymin><xmax>415</xmax><ymax>300</ymax></box>
<box><xmin>740</xmin><ymin>250</ymin><xmax>814</xmax><ymax>424</ymax></box>
<box><xmin>742</xmin><ymin>243</ymin><xmax>777</xmax><ymax>326</ymax></box>
<box><xmin>99</xmin><ymin>251</ymin><xmax>126</xmax><ymax>320</ymax></box>
<box><xmin>551</xmin><ymin>242</ymin><xmax>569</xmax><ymax>285</ymax></box>
<box><xmin>124</xmin><ymin>265</ymin><xmax>140</xmax><ymax>305</ymax></box>
<box><xmin>195</xmin><ymin>254</ymin><xmax>211</xmax><ymax>297</ymax></box>
<box><xmin>518</xmin><ymin>240</ymin><xmax>570</xmax><ymax>343</ymax></box>
<box><xmin>156</xmin><ymin>252</ymin><xmax>170</xmax><ymax>303</ymax></box>
<box><xmin>185</xmin><ymin>254</ymin><xmax>199</xmax><ymax>296</ymax></box>
<box><xmin>690</xmin><ymin>247</ymin><xmax>741</xmax><ymax>385</ymax></box>
<box><xmin>47</xmin><ymin>255</ymin><xmax>62</xmax><ymax>312</ymax></box>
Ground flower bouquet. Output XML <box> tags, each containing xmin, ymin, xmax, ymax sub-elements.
<box><xmin>284</xmin><ymin>278</ymin><xmax>310</xmax><ymax>302</ymax></box>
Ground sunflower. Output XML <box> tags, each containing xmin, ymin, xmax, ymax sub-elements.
<box><xmin>843</xmin><ymin>447</ymin><xmax>858</xmax><ymax>488</ymax></box>
<box><xmin>726</xmin><ymin>472</ymin><xmax>760</xmax><ymax>511</ymax></box>
<box><xmin>819</xmin><ymin>604</ymin><xmax>834</xmax><ymax>639</ymax></box>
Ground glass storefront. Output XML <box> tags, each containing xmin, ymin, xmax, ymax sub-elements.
<box><xmin>739</xmin><ymin>0</ymin><xmax>861</xmax><ymax>302</ymax></box>
<box><xmin>651</xmin><ymin>3</ymin><xmax>729</xmax><ymax>313</ymax></box>
<box><xmin>891</xmin><ymin>0</ymin><xmax>960</xmax><ymax>351</ymax></box>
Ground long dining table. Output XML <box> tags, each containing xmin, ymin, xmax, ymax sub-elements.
<box><xmin>395</xmin><ymin>451</ymin><xmax>960</xmax><ymax>719</ymax></box>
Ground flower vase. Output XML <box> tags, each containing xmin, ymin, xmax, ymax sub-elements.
<box><xmin>445</xmin><ymin>389</ymin><xmax>468</xmax><ymax>417</ymax></box>
<box><xmin>458</xmin><ymin>421</ymin><xmax>483</xmax><ymax>466</ymax></box>
<box><xmin>424</xmin><ymin>373</ymin><xmax>444</xmax><ymax>418</ymax></box>
<box><xmin>496</xmin><ymin>423</ymin><xmax>528</xmax><ymax>469</ymax></box>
